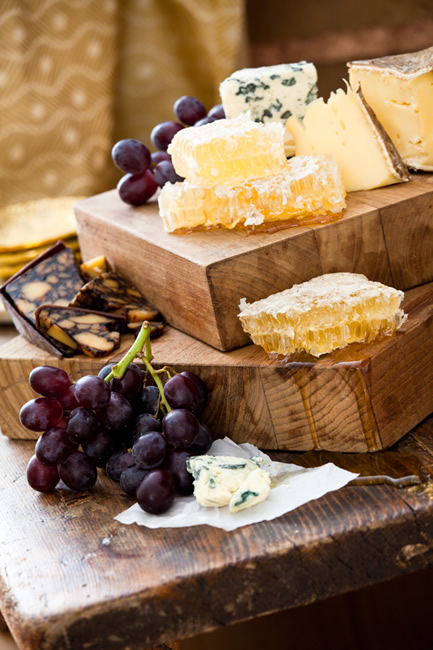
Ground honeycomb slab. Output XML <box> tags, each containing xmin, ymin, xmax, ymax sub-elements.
<box><xmin>167</xmin><ymin>113</ymin><xmax>286</xmax><ymax>186</ymax></box>
<box><xmin>238</xmin><ymin>272</ymin><xmax>407</xmax><ymax>357</ymax></box>
<box><xmin>159</xmin><ymin>155</ymin><xmax>346</xmax><ymax>233</ymax></box>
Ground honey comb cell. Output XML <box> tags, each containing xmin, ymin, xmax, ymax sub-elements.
<box><xmin>238</xmin><ymin>272</ymin><xmax>407</xmax><ymax>357</ymax></box>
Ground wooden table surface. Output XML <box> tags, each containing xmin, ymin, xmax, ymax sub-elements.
<box><xmin>2</xmin><ymin>366</ymin><xmax>433</xmax><ymax>650</ymax></box>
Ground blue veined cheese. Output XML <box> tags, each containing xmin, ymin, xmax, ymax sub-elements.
<box><xmin>219</xmin><ymin>62</ymin><xmax>318</xmax><ymax>155</ymax></box>
<box><xmin>186</xmin><ymin>455</ymin><xmax>264</xmax><ymax>508</ymax></box>
<box><xmin>229</xmin><ymin>468</ymin><xmax>271</xmax><ymax>513</ymax></box>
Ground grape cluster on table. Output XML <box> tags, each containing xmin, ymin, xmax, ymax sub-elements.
<box><xmin>112</xmin><ymin>95</ymin><xmax>225</xmax><ymax>206</ymax></box>
<box><xmin>22</xmin><ymin>363</ymin><xmax>213</xmax><ymax>514</ymax></box>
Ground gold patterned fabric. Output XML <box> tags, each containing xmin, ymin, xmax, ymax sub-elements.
<box><xmin>0</xmin><ymin>0</ymin><xmax>246</xmax><ymax>208</ymax></box>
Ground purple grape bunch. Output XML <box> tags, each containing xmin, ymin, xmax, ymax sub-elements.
<box><xmin>112</xmin><ymin>95</ymin><xmax>225</xmax><ymax>206</ymax></box>
<box><xmin>21</xmin><ymin>323</ymin><xmax>213</xmax><ymax>515</ymax></box>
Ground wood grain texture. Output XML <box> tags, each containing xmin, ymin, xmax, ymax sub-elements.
<box><xmin>313</xmin><ymin>198</ymin><xmax>392</xmax><ymax>284</ymax></box>
<box><xmin>75</xmin><ymin>174</ymin><xmax>433</xmax><ymax>351</ymax></box>
<box><xmin>1</xmin><ymin>282</ymin><xmax>433</xmax><ymax>451</ymax></box>
<box><xmin>2</xmin><ymin>418</ymin><xmax>433</xmax><ymax>649</ymax></box>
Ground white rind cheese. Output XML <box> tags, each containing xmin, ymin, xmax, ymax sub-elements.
<box><xmin>219</xmin><ymin>62</ymin><xmax>318</xmax><ymax>156</ymax></box>
<box><xmin>229</xmin><ymin>468</ymin><xmax>271</xmax><ymax>513</ymax></box>
<box><xmin>286</xmin><ymin>83</ymin><xmax>409</xmax><ymax>192</ymax></box>
<box><xmin>186</xmin><ymin>455</ymin><xmax>266</xmax><ymax>509</ymax></box>
<box><xmin>348</xmin><ymin>46</ymin><xmax>433</xmax><ymax>171</ymax></box>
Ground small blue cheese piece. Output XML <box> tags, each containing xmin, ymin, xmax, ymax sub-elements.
<box><xmin>219</xmin><ymin>62</ymin><xmax>318</xmax><ymax>155</ymax></box>
<box><xmin>186</xmin><ymin>455</ymin><xmax>264</xmax><ymax>508</ymax></box>
<box><xmin>229</xmin><ymin>468</ymin><xmax>271</xmax><ymax>513</ymax></box>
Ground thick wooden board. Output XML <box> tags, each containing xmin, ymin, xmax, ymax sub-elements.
<box><xmin>2</xmin><ymin>282</ymin><xmax>433</xmax><ymax>452</ymax></box>
<box><xmin>75</xmin><ymin>174</ymin><xmax>433</xmax><ymax>351</ymax></box>
<box><xmin>2</xmin><ymin>419</ymin><xmax>433</xmax><ymax>649</ymax></box>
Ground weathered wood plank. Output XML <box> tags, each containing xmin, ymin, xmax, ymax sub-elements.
<box><xmin>1</xmin><ymin>282</ymin><xmax>433</xmax><ymax>451</ymax></box>
<box><xmin>74</xmin><ymin>175</ymin><xmax>433</xmax><ymax>351</ymax></box>
<box><xmin>2</xmin><ymin>417</ymin><xmax>433</xmax><ymax>649</ymax></box>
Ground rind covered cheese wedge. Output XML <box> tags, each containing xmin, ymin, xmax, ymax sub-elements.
<box><xmin>70</xmin><ymin>272</ymin><xmax>160</xmax><ymax>327</ymax></box>
<box><xmin>35</xmin><ymin>305</ymin><xmax>124</xmax><ymax>358</ymax></box>
<box><xmin>348</xmin><ymin>46</ymin><xmax>433</xmax><ymax>171</ymax></box>
<box><xmin>159</xmin><ymin>155</ymin><xmax>346</xmax><ymax>233</ymax></box>
<box><xmin>287</xmin><ymin>83</ymin><xmax>409</xmax><ymax>192</ymax></box>
<box><xmin>238</xmin><ymin>272</ymin><xmax>407</xmax><ymax>358</ymax></box>
<box><xmin>3</xmin><ymin>243</ymin><xmax>82</xmax><ymax>325</ymax></box>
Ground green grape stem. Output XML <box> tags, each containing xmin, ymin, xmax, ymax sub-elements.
<box><xmin>140</xmin><ymin>356</ymin><xmax>172</xmax><ymax>414</ymax></box>
<box><xmin>103</xmin><ymin>321</ymin><xmax>172</xmax><ymax>414</ymax></box>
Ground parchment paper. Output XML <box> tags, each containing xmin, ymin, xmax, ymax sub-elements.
<box><xmin>115</xmin><ymin>437</ymin><xmax>358</xmax><ymax>531</ymax></box>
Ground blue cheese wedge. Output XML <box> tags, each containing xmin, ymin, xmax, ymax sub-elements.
<box><xmin>186</xmin><ymin>455</ymin><xmax>264</xmax><ymax>509</ymax></box>
<box><xmin>229</xmin><ymin>468</ymin><xmax>271</xmax><ymax>513</ymax></box>
<box><xmin>219</xmin><ymin>62</ymin><xmax>318</xmax><ymax>156</ymax></box>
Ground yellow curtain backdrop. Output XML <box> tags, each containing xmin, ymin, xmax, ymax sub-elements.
<box><xmin>0</xmin><ymin>0</ymin><xmax>247</xmax><ymax>209</ymax></box>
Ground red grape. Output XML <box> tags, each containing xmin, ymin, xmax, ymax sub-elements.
<box><xmin>82</xmin><ymin>429</ymin><xmax>118</xmax><ymax>468</ymax></box>
<box><xmin>117</xmin><ymin>169</ymin><xmax>158</xmax><ymax>206</ymax></box>
<box><xmin>29</xmin><ymin>366</ymin><xmax>70</xmax><ymax>398</ymax></box>
<box><xmin>136</xmin><ymin>385</ymin><xmax>161</xmax><ymax>416</ymax></box>
<box><xmin>59</xmin><ymin>451</ymin><xmax>98</xmax><ymax>491</ymax></box>
<box><xmin>19</xmin><ymin>397</ymin><xmax>63</xmax><ymax>432</ymax></box>
<box><xmin>163</xmin><ymin>374</ymin><xmax>202</xmax><ymax>412</ymax></box>
<box><xmin>194</xmin><ymin>116</ymin><xmax>216</xmax><ymax>127</ymax></box>
<box><xmin>153</xmin><ymin>160</ymin><xmax>183</xmax><ymax>188</ymax></box>
<box><xmin>151</xmin><ymin>151</ymin><xmax>171</xmax><ymax>167</ymax></box>
<box><xmin>97</xmin><ymin>392</ymin><xmax>135</xmax><ymax>433</ymax></box>
<box><xmin>66</xmin><ymin>406</ymin><xmax>98</xmax><ymax>444</ymax></box>
<box><xmin>35</xmin><ymin>427</ymin><xmax>77</xmax><ymax>466</ymax></box>
<box><xmin>75</xmin><ymin>375</ymin><xmax>111</xmax><ymax>410</ymax></box>
<box><xmin>207</xmin><ymin>104</ymin><xmax>225</xmax><ymax>120</ymax></box>
<box><xmin>112</xmin><ymin>139</ymin><xmax>151</xmax><ymax>174</ymax></box>
<box><xmin>180</xmin><ymin>371</ymin><xmax>208</xmax><ymax>412</ymax></box>
<box><xmin>26</xmin><ymin>455</ymin><xmax>60</xmax><ymax>492</ymax></box>
<box><xmin>188</xmin><ymin>422</ymin><xmax>213</xmax><ymax>455</ymax></box>
<box><xmin>151</xmin><ymin>121</ymin><xmax>184</xmax><ymax>151</ymax></box>
<box><xmin>165</xmin><ymin>449</ymin><xmax>193</xmax><ymax>495</ymax></box>
<box><xmin>57</xmin><ymin>384</ymin><xmax>80</xmax><ymax>411</ymax></box>
<box><xmin>107</xmin><ymin>363</ymin><xmax>144</xmax><ymax>400</ymax></box>
<box><xmin>98</xmin><ymin>364</ymin><xmax>113</xmax><ymax>380</ymax></box>
<box><xmin>174</xmin><ymin>95</ymin><xmax>207</xmax><ymax>126</ymax></box>
<box><xmin>162</xmin><ymin>409</ymin><xmax>199</xmax><ymax>448</ymax></box>
<box><xmin>132</xmin><ymin>413</ymin><xmax>162</xmax><ymax>443</ymax></box>
<box><xmin>132</xmin><ymin>431</ymin><xmax>167</xmax><ymax>469</ymax></box>
<box><xmin>120</xmin><ymin>465</ymin><xmax>149</xmax><ymax>496</ymax></box>
<box><xmin>136</xmin><ymin>469</ymin><xmax>176</xmax><ymax>514</ymax></box>
<box><xmin>106</xmin><ymin>449</ymin><xmax>135</xmax><ymax>482</ymax></box>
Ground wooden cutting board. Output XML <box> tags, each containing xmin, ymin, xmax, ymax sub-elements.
<box><xmin>74</xmin><ymin>173</ymin><xmax>433</xmax><ymax>351</ymax></box>
<box><xmin>2</xmin><ymin>281</ymin><xmax>433</xmax><ymax>452</ymax></box>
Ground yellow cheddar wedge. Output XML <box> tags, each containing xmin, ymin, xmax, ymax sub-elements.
<box><xmin>348</xmin><ymin>46</ymin><xmax>433</xmax><ymax>171</ymax></box>
<box><xmin>158</xmin><ymin>155</ymin><xmax>346</xmax><ymax>233</ymax></box>
<box><xmin>238</xmin><ymin>273</ymin><xmax>406</xmax><ymax>358</ymax></box>
<box><xmin>287</xmin><ymin>84</ymin><xmax>409</xmax><ymax>192</ymax></box>
<box><xmin>167</xmin><ymin>113</ymin><xmax>286</xmax><ymax>186</ymax></box>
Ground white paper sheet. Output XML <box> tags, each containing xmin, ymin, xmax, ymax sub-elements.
<box><xmin>114</xmin><ymin>437</ymin><xmax>358</xmax><ymax>531</ymax></box>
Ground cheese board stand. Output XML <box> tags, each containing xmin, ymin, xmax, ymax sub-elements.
<box><xmin>2</xmin><ymin>173</ymin><xmax>433</xmax><ymax>451</ymax></box>
<box><xmin>1</xmin><ymin>411</ymin><xmax>433</xmax><ymax>649</ymax></box>
<box><xmin>2</xmin><ymin>175</ymin><xmax>433</xmax><ymax>648</ymax></box>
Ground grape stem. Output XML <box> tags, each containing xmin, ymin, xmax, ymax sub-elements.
<box><xmin>103</xmin><ymin>321</ymin><xmax>172</xmax><ymax>414</ymax></box>
<box><xmin>139</xmin><ymin>356</ymin><xmax>172</xmax><ymax>414</ymax></box>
